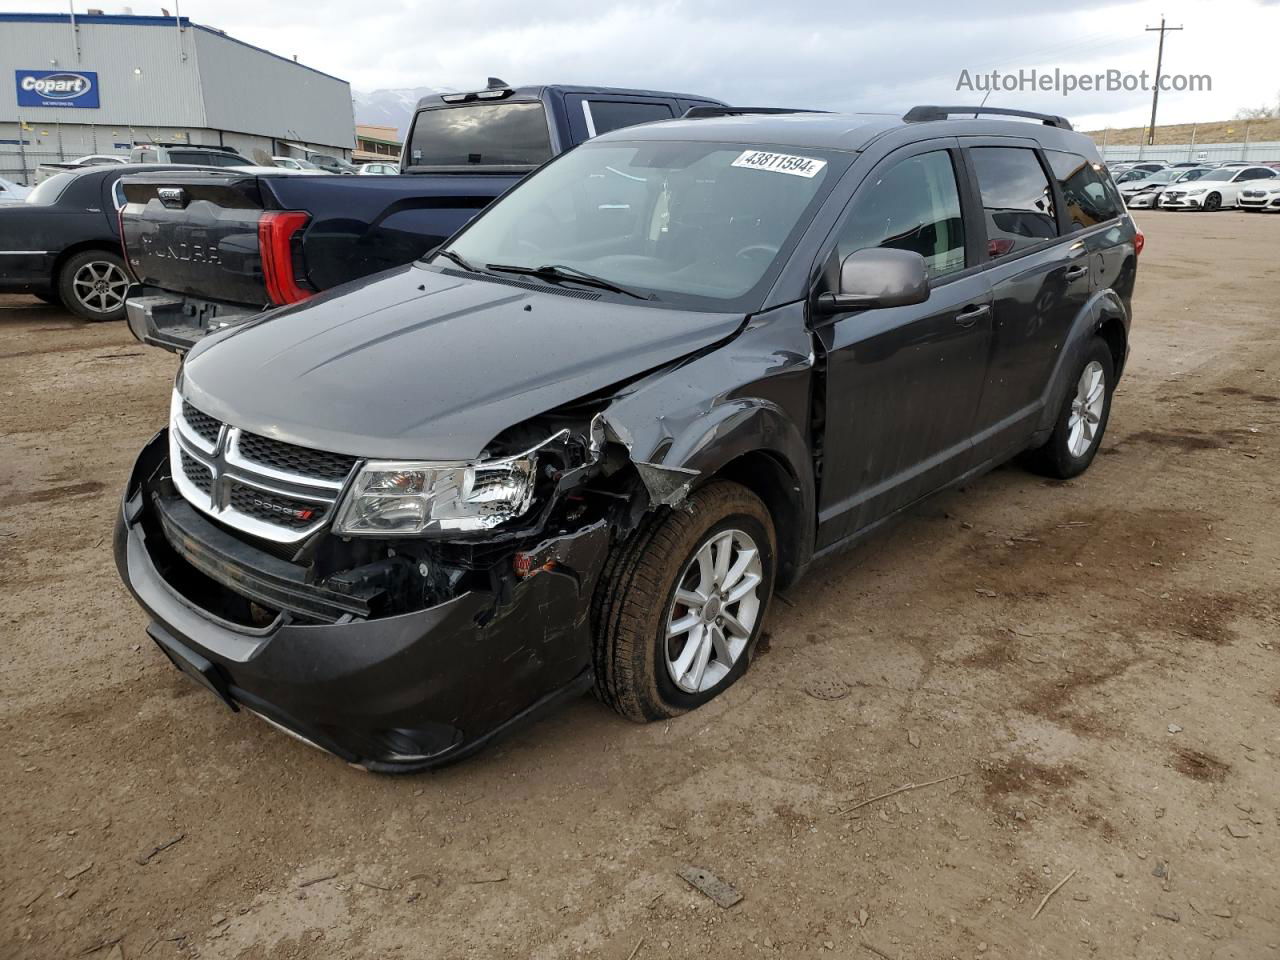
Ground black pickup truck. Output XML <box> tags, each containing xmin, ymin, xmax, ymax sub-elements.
<box><xmin>121</xmin><ymin>82</ymin><xmax>724</xmax><ymax>351</ymax></box>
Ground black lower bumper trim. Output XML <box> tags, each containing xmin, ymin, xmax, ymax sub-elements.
<box><xmin>153</xmin><ymin>492</ymin><xmax>377</xmax><ymax>622</ymax></box>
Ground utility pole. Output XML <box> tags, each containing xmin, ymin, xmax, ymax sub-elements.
<box><xmin>1145</xmin><ymin>16</ymin><xmax>1183</xmax><ymax>145</ymax></box>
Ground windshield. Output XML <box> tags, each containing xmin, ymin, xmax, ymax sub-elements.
<box><xmin>1175</xmin><ymin>168</ymin><xmax>1209</xmax><ymax>182</ymax></box>
<box><xmin>443</xmin><ymin>140</ymin><xmax>837</xmax><ymax>308</ymax></box>
<box><xmin>26</xmin><ymin>172</ymin><xmax>73</xmax><ymax>205</ymax></box>
<box><xmin>1142</xmin><ymin>171</ymin><xmax>1177</xmax><ymax>184</ymax></box>
<box><xmin>408</xmin><ymin>101</ymin><xmax>553</xmax><ymax>168</ymax></box>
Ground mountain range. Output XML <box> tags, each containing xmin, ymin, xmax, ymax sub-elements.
<box><xmin>352</xmin><ymin>87</ymin><xmax>447</xmax><ymax>139</ymax></box>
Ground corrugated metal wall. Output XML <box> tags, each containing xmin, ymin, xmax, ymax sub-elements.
<box><xmin>1</xmin><ymin>16</ymin><xmax>353</xmax><ymax>152</ymax></box>
<box><xmin>194</xmin><ymin>29</ymin><xmax>353</xmax><ymax>150</ymax></box>
<box><xmin>1</xmin><ymin>19</ymin><xmax>206</xmax><ymax>130</ymax></box>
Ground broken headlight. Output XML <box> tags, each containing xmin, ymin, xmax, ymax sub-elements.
<box><xmin>333</xmin><ymin>432</ymin><xmax>568</xmax><ymax>536</ymax></box>
<box><xmin>334</xmin><ymin>457</ymin><xmax>537</xmax><ymax>536</ymax></box>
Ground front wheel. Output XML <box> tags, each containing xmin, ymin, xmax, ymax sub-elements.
<box><xmin>1022</xmin><ymin>337</ymin><xmax>1115</xmax><ymax>479</ymax></box>
<box><xmin>593</xmin><ymin>481</ymin><xmax>776</xmax><ymax>722</ymax></box>
<box><xmin>1203</xmin><ymin>192</ymin><xmax>1222</xmax><ymax>212</ymax></box>
<box><xmin>58</xmin><ymin>249</ymin><xmax>129</xmax><ymax>322</ymax></box>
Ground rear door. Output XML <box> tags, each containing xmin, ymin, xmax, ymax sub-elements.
<box><xmin>962</xmin><ymin>141</ymin><xmax>1090</xmax><ymax>462</ymax></box>
<box><xmin>564</xmin><ymin>95</ymin><xmax>677</xmax><ymax>142</ymax></box>
<box><xmin>813</xmin><ymin>140</ymin><xmax>994</xmax><ymax>548</ymax></box>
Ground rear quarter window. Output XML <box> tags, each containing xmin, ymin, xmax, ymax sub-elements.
<box><xmin>1046</xmin><ymin>150</ymin><xmax>1124</xmax><ymax>231</ymax></box>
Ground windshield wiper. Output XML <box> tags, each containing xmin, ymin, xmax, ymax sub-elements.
<box><xmin>433</xmin><ymin>248</ymin><xmax>480</xmax><ymax>273</ymax></box>
<box><xmin>485</xmin><ymin>263</ymin><xmax>656</xmax><ymax>301</ymax></box>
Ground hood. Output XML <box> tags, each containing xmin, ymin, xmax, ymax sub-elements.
<box><xmin>181</xmin><ymin>262</ymin><xmax>745</xmax><ymax>461</ymax></box>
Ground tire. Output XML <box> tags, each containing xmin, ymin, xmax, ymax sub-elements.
<box><xmin>1203</xmin><ymin>192</ymin><xmax>1222</xmax><ymax>212</ymax></box>
<box><xmin>592</xmin><ymin>480</ymin><xmax>777</xmax><ymax>723</ymax></box>
<box><xmin>57</xmin><ymin>249</ymin><xmax>129</xmax><ymax>322</ymax></box>
<box><xmin>1022</xmin><ymin>337</ymin><xmax>1115</xmax><ymax>480</ymax></box>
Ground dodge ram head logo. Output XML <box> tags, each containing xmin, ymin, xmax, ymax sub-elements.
<box><xmin>15</xmin><ymin>70</ymin><xmax>100</xmax><ymax>109</ymax></box>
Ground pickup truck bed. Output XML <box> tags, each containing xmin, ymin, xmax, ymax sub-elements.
<box><xmin>121</xmin><ymin>82</ymin><xmax>725</xmax><ymax>352</ymax></box>
<box><xmin>121</xmin><ymin>170</ymin><xmax>514</xmax><ymax>349</ymax></box>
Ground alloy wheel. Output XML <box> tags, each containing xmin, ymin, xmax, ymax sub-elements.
<box><xmin>664</xmin><ymin>528</ymin><xmax>763</xmax><ymax>693</ymax></box>
<box><xmin>1067</xmin><ymin>360</ymin><xmax>1106</xmax><ymax>458</ymax></box>
<box><xmin>72</xmin><ymin>260</ymin><xmax>129</xmax><ymax>314</ymax></box>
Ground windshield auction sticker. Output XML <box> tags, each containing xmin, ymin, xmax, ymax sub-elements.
<box><xmin>731</xmin><ymin>150</ymin><xmax>827</xmax><ymax>178</ymax></box>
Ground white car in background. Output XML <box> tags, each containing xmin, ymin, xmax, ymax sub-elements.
<box><xmin>1121</xmin><ymin>167</ymin><xmax>1214</xmax><ymax>209</ymax></box>
<box><xmin>270</xmin><ymin>156</ymin><xmax>328</xmax><ymax>173</ymax></box>
<box><xmin>1159</xmin><ymin>165</ymin><xmax>1279</xmax><ymax>211</ymax></box>
<box><xmin>357</xmin><ymin>162</ymin><xmax>400</xmax><ymax>175</ymax></box>
<box><xmin>1237</xmin><ymin>180</ymin><xmax>1280</xmax><ymax>212</ymax></box>
<box><xmin>70</xmin><ymin>154</ymin><xmax>128</xmax><ymax>167</ymax></box>
<box><xmin>0</xmin><ymin>176</ymin><xmax>31</xmax><ymax>204</ymax></box>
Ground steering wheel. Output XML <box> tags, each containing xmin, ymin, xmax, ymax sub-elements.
<box><xmin>735</xmin><ymin>244</ymin><xmax>779</xmax><ymax>263</ymax></box>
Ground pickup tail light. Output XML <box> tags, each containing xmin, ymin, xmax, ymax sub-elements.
<box><xmin>258</xmin><ymin>210</ymin><xmax>313</xmax><ymax>306</ymax></box>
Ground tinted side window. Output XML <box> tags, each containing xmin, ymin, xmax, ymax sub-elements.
<box><xmin>1243</xmin><ymin>167</ymin><xmax>1276</xmax><ymax>180</ymax></box>
<box><xmin>835</xmin><ymin>150</ymin><xmax>966</xmax><ymax>280</ymax></box>
<box><xmin>585</xmin><ymin>100</ymin><xmax>673</xmax><ymax>136</ymax></box>
<box><xmin>971</xmin><ymin>147</ymin><xmax>1057</xmax><ymax>257</ymax></box>
<box><xmin>1046</xmin><ymin>150</ymin><xmax>1123</xmax><ymax>231</ymax></box>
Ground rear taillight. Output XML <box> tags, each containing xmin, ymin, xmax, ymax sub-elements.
<box><xmin>1134</xmin><ymin>227</ymin><xmax>1145</xmax><ymax>256</ymax></box>
<box><xmin>258</xmin><ymin>210</ymin><xmax>313</xmax><ymax>305</ymax></box>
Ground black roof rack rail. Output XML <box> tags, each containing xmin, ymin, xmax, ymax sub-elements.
<box><xmin>682</xmin><ymin>106</ymin><xmax>829</xmax><ymax>119</ymax></box>
<box><xmin>903</xmin><ymin>105</ymin><xmax>1073</xmax><ymax>130</ymax></box>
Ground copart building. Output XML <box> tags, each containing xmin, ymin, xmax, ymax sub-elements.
<box><xmin>1</xmin><ymin>10</ymin><xmax>354</xmax><ymax>181</ymax></box>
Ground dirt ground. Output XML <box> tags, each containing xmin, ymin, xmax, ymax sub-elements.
<box><xmin>1</xmin><ymin>211</ymin><xmax>1278</xmax><ymax>960</ymax></box>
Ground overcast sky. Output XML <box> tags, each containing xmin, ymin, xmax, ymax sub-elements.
<box><xmin>6</xmin><ymin>0</ymin><xmax>1279</xmax><ymax>130</ymax></box>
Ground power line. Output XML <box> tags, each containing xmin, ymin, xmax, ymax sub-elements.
<box><xmin>1144</xmin><ymin>16</ymin><xmax>1183</xmax><ymax>144</ymax></box>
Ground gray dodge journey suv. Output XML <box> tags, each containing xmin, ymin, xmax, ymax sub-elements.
<box><xmin>115</xmin><ymin>105</ymin><xmax>1140</xmax><ymax>771</ymax></box>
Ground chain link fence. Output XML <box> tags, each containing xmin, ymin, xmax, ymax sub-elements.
<box><xmin>0</xmin><ymin>148</ymin><xmax>83</xmax><ymax>186</ymax></box>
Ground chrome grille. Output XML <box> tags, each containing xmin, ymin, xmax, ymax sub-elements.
<box><xmin>168</xmin><ymin>390</ymin><xmax>358</xmax><ymax>543</ymax></box>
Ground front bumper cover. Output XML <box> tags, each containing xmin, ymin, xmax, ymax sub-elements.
<box><xmin>114</xmin><ymin>430</ymin><xmax>609</xmax><ymax>772</ymax></box>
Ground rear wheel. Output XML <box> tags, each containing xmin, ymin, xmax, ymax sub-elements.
<box><xmin>593</xmin><ymin>481</ymin><xmax>776</xmax><ymax>722</ymax></box>
<box><xmin>1022</xmin><ymin>337</ymin><xmax>1115</xmax><ymax>479</ymax></box>
<box><xmin>58</xmin><ymin>249</ymin><xmax>129</xmax><ymax>322</ymax></box>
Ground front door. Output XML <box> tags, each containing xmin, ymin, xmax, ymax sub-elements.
<box><xmin>814</xmin><ymin>143</ymin><xmax>993</xmax><ymax>549</ymax></box>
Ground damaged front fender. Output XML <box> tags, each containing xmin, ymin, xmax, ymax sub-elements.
<box><xmin>592</xmin><ymin>302</ymin><xmax>818</xmax><ymax>580</ymax></box>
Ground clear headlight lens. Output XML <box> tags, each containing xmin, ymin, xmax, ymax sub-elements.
<box><xmin>334</xmin><ymin>455</ymin><xmax>539</xmax><ymax>536</ymax></box>
<box><xmin>1185</xmin><ymin>187</ymin><xmax>1207</xmax><ymax>195</ymax></box>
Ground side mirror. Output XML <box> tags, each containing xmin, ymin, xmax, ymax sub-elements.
<box><xmin>816</xmin><ymin>247</ymin><xmax>930</xmax><ymax>314</ymax></box>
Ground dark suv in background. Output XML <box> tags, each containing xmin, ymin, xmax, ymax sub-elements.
<box><xmin>115</xmin><ymin>105</ymin><xmax>1139</xmax><ymax>771</ymax></box>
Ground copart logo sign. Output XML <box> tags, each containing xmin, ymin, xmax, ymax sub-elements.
<box><xmin>16</xmin><ymin>70</ymin><xmax>100</xmax><ymax>109</ymax></box>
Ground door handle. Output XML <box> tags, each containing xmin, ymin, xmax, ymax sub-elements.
<box><xmin>1064</xmin><ymin>264</ymin><xmax>1088</xmax><ymax>281</ymax></box>
<box><xmin>954</xmin><ymin>304</ymin><xmax>990</xmax><ymax>327</ymax></box>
